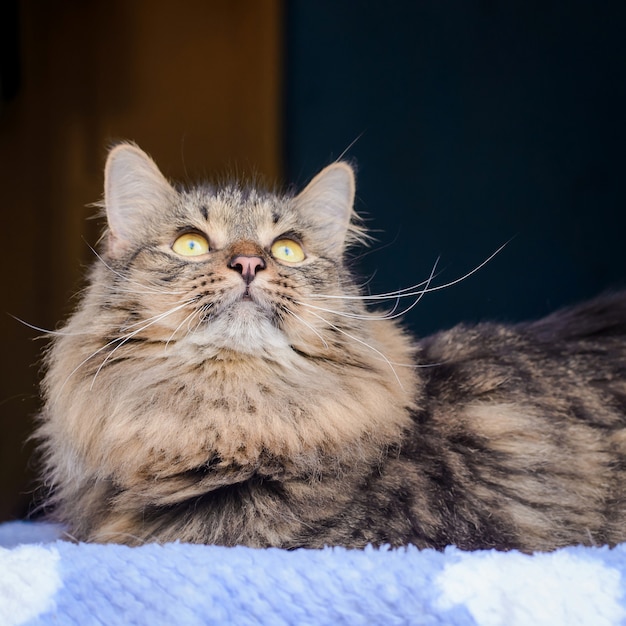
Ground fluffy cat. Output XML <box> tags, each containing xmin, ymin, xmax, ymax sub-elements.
<box><xmin>36</xmin><ymin>143</ymin><xmax>626</xmax><ymax>551</ymax></box>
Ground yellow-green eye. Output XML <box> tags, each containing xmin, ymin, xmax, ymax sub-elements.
<box><xmin>172</xmin><ymin>232</ymin><xmax>210</xmax><ymax>257</ymax></box>
<box><xmin>271</xmin><ymin>238</ymin><xmax>305</xmax><ymax>263</ymax></box>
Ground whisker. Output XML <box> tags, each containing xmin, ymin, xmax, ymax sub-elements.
<box><xmin>311</xmin><ymin>269</ymin><xmax>439</xmax><ymax>302</ymax></box>
<box><xmin>90</xmin><ymin>301</ymin><xmax>193</xmax><ymax>389</ymax></box>
<box><xmin>165</xmin><ymin>308</ymin><xmax>201</xmax><ymax>349</ymax></box>
<box><xmin>335</xmin><ymin>132</ymin><xmax>364</xmax><ymax>162</ymax></box>
<box><xmin>380</xmin><ymin>254</ymin><xmax>439</xmax><ymax>320</ymax></box>
<box><xmin>353</xmin><ymin>269</ymin><xmax>378</xmax><ymax>290</ymax></box>
<box><xmin>295</xmin><ymin>301</ymin><xmax>384</xmax><ymax>321</ymax></box>
<box><xmin>120</xmin><ymin>299</ymin><xmax>195</xmax><ymax>332</ymax></box>
<box><xmin>50</xmin><ymin>300</ymin><xmax>194</xmax><ymax>401</ymax></box>
<box><xmin>189</xmin><ymin>304</ymin><xmax>213</xmax><ymax>338</ymax></box>
<box><xmin>87</xmin><ymin>244</ymin><xmax>187</xmax><ymax>295</ymax></box>
<box><xmin>54</xmin><ymin>336</ymin><xmax>136</xmax><ymax>403</ymax></box>
<box><xmin>404</xmin><ymin>242</ymin><xmax>508</xmax><ymax>298</ymax></box>
<box><xmin>8</xmin><ymin>314</ymin><xmax>90</xmax><ymax>338</ymax></box>
<box><xmin>311</xmin><ymin>242</ymin><xmax>508</xmax><ymax>303</ymax></box>
<box><xmin>283</xmin><ymin>308</ymin><xmax>330</xmax><ymax>350</ymax></box>
<box><xmin>297</xmin><ymin>256</ymin><xmax>440</xmax><ymax>323</ymax></box>
<box><xmin>348</xmin><ymin>231</ymin><xmax>401</xmax><ymax>264</ymax></box>
<box><xmin>110</xmin><ymin>286</ymin><xmax>187</xmax><ymax>297</ymax></box>
<box><xmin>306</xmin><ymin>309</ymin><xmax>405</xmax><ymax>389</ymax></box>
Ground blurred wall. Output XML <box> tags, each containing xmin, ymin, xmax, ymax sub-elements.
<box><xmin>285</xmin><ymin>1</ymin><xmax>626</xmax><ymax>336</ymax></box>
<box><xmin>0</xmin><ymin>0</ymin><xmax>282</xmax><ymax>522</ymax></box>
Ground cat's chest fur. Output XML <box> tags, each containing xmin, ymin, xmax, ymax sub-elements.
<box><xmin>36</xmin><ymin>143</ymin><xmax>626</xmax><ymax>552</ymax></box>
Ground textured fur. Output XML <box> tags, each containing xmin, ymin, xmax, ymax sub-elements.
<box><xmin>36</xmin><ymin>143</ymin><xmax>626</xmax><ymax>551</ymax></box>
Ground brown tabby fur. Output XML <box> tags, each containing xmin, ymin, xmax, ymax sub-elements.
<box><xmin>36</xmin><ymin>143</ymin><xmax>626</xmax><ymax>551</ymax></box>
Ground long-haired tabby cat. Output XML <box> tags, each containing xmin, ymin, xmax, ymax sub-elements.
<box><xmin>36</xmin><ymin>142</ymin><xmax>626</xmax><ymax>551</ymax></box>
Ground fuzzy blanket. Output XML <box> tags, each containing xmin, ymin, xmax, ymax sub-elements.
<box><xmin>1</xmin><ymin>521</ymin><xmax>625</xmax><ymax>625</ymax></box>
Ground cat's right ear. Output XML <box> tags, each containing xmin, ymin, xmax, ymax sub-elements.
<box><xmin>104</xmin><ymin>143</ymin><xmax>177</xmax><ymax>257</ymax></box>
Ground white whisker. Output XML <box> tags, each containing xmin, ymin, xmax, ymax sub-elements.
<box><xmin>402</xmin><ymin>242</ymin><xmax>508</xmax><ymax>298</ymax></box>
<box><xmin>9</xmin><ymin>315</ymin><xmax>90</xmax><ymax>338</ymax></box>
<box><xmin>298</xmin><ymin>255</ymin><xmax>440</xmax><ymax>323</ymax></box>
<box><xmin>335</xmin><ymin>132</ymin><xmax>364</xmax><ymax>162</ymax></box>
<box><xmin>349</xmin><ymin>269</ymin><xmax>379</xmax><ymax>291</ymax></box>
<box><xmin>52</xmin><ymin>300</ymin><xmax>194</xmax><ymax>401</ymax></box>
<box><xmin>54</xmin><ymin>337</ymin><xmax>133</xmax><ymax>403</ymax></box>
<box><xmin>283</xmin><ymin>308</ymin><xmax>330</xmax><ymax>350</ymax></box>
<box><xmin>382</xmin><ymin>254</ymin><xmax>439</xmax><ymax>320</ymax></box>
<box><xmin>111</xmin><ymin>286</ymin><xmax>187</xmax><ymax>297</ymax></box>
<box><xmin>312</xmin><ymin>270</ymin><xmax>437</xmax><ymax>302</ymax></box>
<box><xmin>189</xmin><ymin>304</ymin><xmax>213</xmax><ymax>339</ymax></box>
<box><xmin>165</xmin><ymin>308</ymin><xmax>201</xmax><ymax>349</ymax></box>
<box><xmin>311</xmin><ymin>243</ymin><xmax>507</xmax><ymax>303</ymax></box>
<box><xmin>90</xmin><ymin>301</ymin><xmax>192</xmax><ymax>389</ymax></box>
<box><xmin>88</xmin><ymin>244</ymin><xmax>186</xmax><ymax>296</ymax></box>
<box><xmin>306</xmin><ymin>309</ymin><xmax>405</xmax><ymax>389</ymax></box>
<box><xmin>295</xmin><ymin>301</ymin><xmax>383</xmax><ymax>321</ymax></box>
<box><xmin>119</xmin><ymin>297</ymin><xmax>195</xmax><ymax>332</ymax></box>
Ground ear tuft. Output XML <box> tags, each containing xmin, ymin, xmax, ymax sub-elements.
<box><xmin>104</xmin><ymin>143</ymin><xmax>176</xmax><ymax>256</ymax></box>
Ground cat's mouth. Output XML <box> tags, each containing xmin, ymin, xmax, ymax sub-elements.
<box><xmin>203</xmin><ymin>282</ymin><xmax>277</xmax><ymax>327</ymax></box>
<box><xmin>236</xmin><ymin>282</ymin><xmax>268</xmax><ymax>307</ymax></box>
<box><xmin>221</xmin><ymin>285</ymin><xmax>271</xmax><ymax>314</ymax></box>
<box><xmin>193</xmin><ymin>288</ymin><xmax>288</xmax><ymax>354</ymax></box>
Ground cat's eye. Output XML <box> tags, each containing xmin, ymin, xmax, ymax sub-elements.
<box><xmin>172</xmin><ymin>232</ymin><xmax>210</xmax><ymax>257</ymax></box>
<box><xmin>271</xmin><ymin>239</ymin><xmax>306</xmax><ymax>263</ymax></box>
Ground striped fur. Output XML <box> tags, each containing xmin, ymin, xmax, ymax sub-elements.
<box><xmin>36</xmin><ymin>144</ymin><xmax>626</xmax><ymax>551</ymax></box>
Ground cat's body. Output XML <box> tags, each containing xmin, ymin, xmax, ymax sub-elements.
<box><xmin>37</xmin><ymin>144</ymin><xmax>626</xmax><ymax>551</ymax></box>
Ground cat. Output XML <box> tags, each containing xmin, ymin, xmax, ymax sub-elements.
<box><xmin>35</xmin><ymin>142</ymin><xmax>626</xmax><ymax>552</ymax></box>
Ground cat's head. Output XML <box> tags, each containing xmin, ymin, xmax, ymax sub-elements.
<box><xmin>96</xmin><ymin>143</ymin><xmax>369</xmax><ymax>358</ymax></box>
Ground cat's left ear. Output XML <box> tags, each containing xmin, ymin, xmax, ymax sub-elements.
<box><xmin>294</xmin><ymin>162</ymin><xmax>363</xmax><ymax>255</ymax></box>
<box><xmin>104</xmin><ymin>143</ymin><xmax>178</xmax><ymax>257</ymax></box>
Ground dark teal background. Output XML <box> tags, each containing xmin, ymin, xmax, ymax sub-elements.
<box><xmin>284</xmin><ymin>1</ymin><xmax>626</xmax><ymax>336</ymax></box>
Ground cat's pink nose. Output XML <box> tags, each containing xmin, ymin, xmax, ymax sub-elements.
<box><xmin>228</xmin><ymin>255</ymin><xmax>266</xmax><ymax>284</ymax></box>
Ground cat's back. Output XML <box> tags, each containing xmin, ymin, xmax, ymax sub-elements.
<box><xmin>526</xmin><ymin>289</ymin><xmax>626</xmax><ymax>346</ymax></box>
<box><xmin>400</xmin><ymin>291</ymin><xmax>626</xmax><ymax>550</ymax></box>
<box><xmin>419</xmin><ymin>290</ymin><xmax>626</xmax><ymax>400</ymax></box>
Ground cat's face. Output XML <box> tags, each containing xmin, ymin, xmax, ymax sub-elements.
<box><xmin>98</xmin><ymin>144</ymin><xmax>365</xmax><ymax>358</ymax></box>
